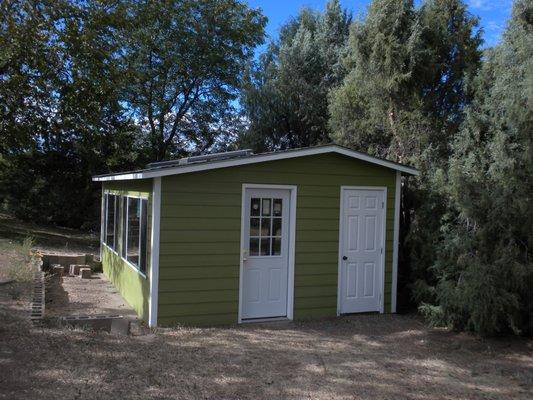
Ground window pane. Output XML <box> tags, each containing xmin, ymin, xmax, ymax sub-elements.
<box><xmin>250</xmin><ymin>218</ymin><xmax>259</xmax><ymax>236</ymax></box>
<box><xmin>106</xmin><ymin>195</ymin><xmax>116</xmax><ymax>250</ymax></box>
<box><xmin>127</xmin><ymin>197</ymin><xmax>140</xmax><ymax>267</ymax></box>
<box><xmin>272</xmin><ymin>237</ymin><xmax>281</xmax><ymax>255</ymax></box>
<box><xmin>260</xmin><ymin>238</ymin><xmax>271</xmax><ymax>256</ymax></box>
<box><xmin>260</xmin><ymin>218</ymin><xmax>271</xmax><ymax>236</ymax></box>
<box><xmin>272</xmin><ymin>218</ymin><xmax>282</xmax><ymax>236</ymax></box>
<box><xmin>139</xmin><ymin>199</ymin><xmax>148</xmax><ymax>274</ymax></box>
<box><xmin>261</xmin><ymin>198</ymin><xmax>271</xmax><ymax>216</ymax></box>
<box><xmin>122</xmin><ymin>197</ymin><xmax>127</xmax><ymax>258</ymax></box>
<box><xmin>250</xmin><ymin>198</ymin><xmax>260</xmax><ymax>216</ymax></box>
<box><xmin>249</xmin><ymin>238</ymin><xmax>259</xmax><ymax>256</ymax></box>
<box><xmin>273</xmin><ymin>199</ymin><xmax>282</xmax><ymax>216</ymax></box>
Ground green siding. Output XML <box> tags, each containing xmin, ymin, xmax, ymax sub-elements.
<box><xmin>158</xmin><ymin>153</ymin><xmax>397</xmax><ymax>326</ymax></box>
<box><xmin>101</xmin><ymin>180</ymin><xmax>152</xmax><ymax>322</ymax></box>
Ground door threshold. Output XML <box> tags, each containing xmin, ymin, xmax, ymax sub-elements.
<box><xmin>240</xmin><ymin>316</ymin><xmax>289</xmax><ymax>324</ymax></box>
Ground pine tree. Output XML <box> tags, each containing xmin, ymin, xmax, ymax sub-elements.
<box><xmin>422</xmin><ymin>0</ymin><xmax>533</xmax><ymax>335</ymax></box>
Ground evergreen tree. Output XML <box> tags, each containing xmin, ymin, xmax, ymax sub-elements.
<box><xmin>329</xmin><ymin>0</ymin><xmax>481</xmax><ymax>311</ymax></box>
<box><xmin>420</xmin><ymin>0</ymin><xmax>533</xmax><ymax>335</ymax></box>
<box><xmin>240</xmin><ymin>0</ymin><xmax>351</xmax><ymax>151</ymax></box>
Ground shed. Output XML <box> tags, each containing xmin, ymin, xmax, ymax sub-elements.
<box><xmin>92</xmin><ymin>145</ymin><xmax>418</xmax><ymax>327</ymax></box>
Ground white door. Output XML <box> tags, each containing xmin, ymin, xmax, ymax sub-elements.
<box><xmin>241</xmin><ymin>188</ymin><xmax>290</xmax><ymax>319</ymax></box>
<box><xmin>339</xmin><ymin>188</ymin><xmax>385</xmax><ymax>314</ymax></box>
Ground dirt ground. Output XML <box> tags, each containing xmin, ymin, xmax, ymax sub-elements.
<box><xmin>1</xmin><ymin>226</ymin><xmax>532</xmax><ymax>399</ymax></box>
<box><xmin>45</xmin><ymin>273</ymin><xmax>138</xmax><ymax>320</ymax></box>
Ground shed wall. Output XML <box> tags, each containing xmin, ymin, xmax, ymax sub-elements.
<box><xmin>158</xmin><ymin>153</ymin><xmax>396</xmax><ymax>326</ymax></box>
<box><xmin>101</xmin><ymin>180</ymin><xmax>153</xmax><ymax>322</ymax></box>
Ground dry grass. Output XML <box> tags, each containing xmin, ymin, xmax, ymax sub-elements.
<box><xmin>0</xmin><ymin>219</ymin><xmax>532</xmax><ymax>399</ymax></box>
<box><xmin>0</xmin><ymin>308</ymin><xmax>532</xmax><ymax>400</ymax></box>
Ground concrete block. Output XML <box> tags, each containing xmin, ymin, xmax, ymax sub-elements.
<box><xmin>51</xmin><ymin>265</ymin><xmax>65</xmax><ymax>280</ymax></box>
<box><xmin>69</xmin><ymin>264</ymin><xmax>88</xmax><ymax>275</ymax></box>
<box><xmin>80</xmin><ymin>268</ymin><xmax>91</xmax><ymax>279</ymax></box>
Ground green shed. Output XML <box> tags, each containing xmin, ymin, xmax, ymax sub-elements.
<box><xmin>92</xmin><ymin>145</ymin><xmax>418</xmax><ymax>327</ymax></box>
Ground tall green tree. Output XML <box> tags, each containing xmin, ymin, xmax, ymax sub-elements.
<box><xmin>0</xmin><ymin>0</ymin><xmax>266</xmax><ymax>228</ymax></box>
<box><xmin>121</xmin><ymin>0</ymin><xmax>266</xmax><ymax>161</ymax></box>
<box><xmin>328</xmin><ymin>0</ymin><xmax>481</xmax><ymax>310</ymax></box>
<box><xmin>420</xmin><ymin>0</ymin><xmax>533</xmax><ymax>335</ymax></box>
<box><xmin>240</xmin><ymin>0</ymin><xmax>351</xmax><ymax>151</ymax></box>
<box><xmin>0</xmin><ymin>0</ymin><xmax>137</xmax><ymax>227</ymax></box>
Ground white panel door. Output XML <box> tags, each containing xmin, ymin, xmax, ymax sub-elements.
<box><xmin>339</xmin><ymin>188</ymin><xmax>385</xmax><ymax>314</ymax></box>
<box><xmin>242</xmin><ymin>188</ymin><xmax>290</xmax><ymax>319</ymax></box>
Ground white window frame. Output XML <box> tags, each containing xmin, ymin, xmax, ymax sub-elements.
<box><xmin>122</xmin><ymin>194</ymin><xmax>149</xmax><ymax>278</ymax></box>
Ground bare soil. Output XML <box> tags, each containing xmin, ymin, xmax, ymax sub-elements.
<box><xmin>45</xmin><ymin>273</ymin><xmax>138</xmax><ymax>319</ymax></box>
<box><xmin>0</xmin><ymin>221</ymin><xmax>532</xmax><ymax>400</ymax></box>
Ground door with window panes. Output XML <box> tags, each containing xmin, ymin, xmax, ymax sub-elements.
<box><xmin>242</xmin><ymin>188</ymin><xmax>291</xmax><ymax>319</ymax></box>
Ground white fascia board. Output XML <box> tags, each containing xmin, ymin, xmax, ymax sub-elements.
<box><xmin>92</xmin><ymin>146</ymin><xmax>419</xmax><ymax>182</ymax></box>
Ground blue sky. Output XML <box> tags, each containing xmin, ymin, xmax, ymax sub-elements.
<box><xmin>246</xmin><ymin>0</ymin><xmax>513</xmax><ymax>48</ymax></box>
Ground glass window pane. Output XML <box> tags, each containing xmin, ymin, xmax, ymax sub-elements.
<box><xmin>261</xmin><ymin>198</ymin><xmax>271</xmax><ymax>216</ymax></box>
<box><xmin>272</xmin><ymin>237</ymin><xmax>281</xmax><ymax>255</ymax></box>
<box><xmin>106</xmin><ymin>195</ymin><xmax>116</xmax><ymax>250</ymax></box>
<box><xmin>127</xmin><ymin>197</ymin><xmax>140</xmax><ymax>267</ymax></box>
<box><xmin>260</xmin><ymin>238</ymin><xmax>271</xmax><ymax>256</ymax></box>
<box><xmin>272</xmin><ymin>218</ymin><xmax>282</xmax><ymax>236</ymax></box>
<box><xmin>273</xmin><ymin>199</ymin><xmax>282</xmax><ymax>216</ymax></box>
<box><xmin>250</xmin><ymin>217</ymin><xmax>260</xmax><ymax>236</ymax></box>
<box><xmin>260</xmin><ymin>218</ymin><xmax>271</xmax><ymax>236</ymax></box>
<box><xmin>139</xmin><ymin>199</ymin><xmax>148</xmax><ymax>274</ymax></box>
<box><xmin>249</xmin><ymin>238</ymin><xmax>259</xmax><ymax>256</ymax></box>
<box><xmin>121</xmin><ymin>197</ymin><xmax>127</xmax><ymax>258</ymax></box>
<box><xmin>251</xmin><ymin>198</ymin><xmax>260</xmax><ymax>216</ymax></box>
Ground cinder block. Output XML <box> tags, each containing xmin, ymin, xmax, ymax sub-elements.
<box><xmin>52</xmin><ymin>265</ymin><xmax>65</xmax><ymax>277</ymax></box>
<box><xmin>80</xmin><ymin>268</ymin><xmax>91</xmax><ymax>279</ymax></box>
<box><xmin>69</xmin><ymin>264</ymin><xmax>88</xmax><ymax>275</ymax></box>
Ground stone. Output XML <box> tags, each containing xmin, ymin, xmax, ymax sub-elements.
<box><xmin>69</xmin><ymin>264</ymin><xmax>88</xmax><ymax>275</ymax></box>
<box><xmin>80</xmin><ymin>268</ymin><xmax>91</xmax><ymax>279</ymax></box>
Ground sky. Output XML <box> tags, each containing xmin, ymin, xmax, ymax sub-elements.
<box><xmin>246</xmin><ymin>0</ymin><xmax>514</xmax><ymax>48</ymax></box>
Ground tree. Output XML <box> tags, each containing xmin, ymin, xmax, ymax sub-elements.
<box><xmin>328</xmin><ymin>0</ymin><xmax>481</xmax><ymax>311</ymax></box>
<box><xmin>420</xmin><ymin>0</ymin><xmax>533</xmax><ymax>335</ymax></box>
<box><xmin>0</xmin><ymin>0</ymin><xmax>266</xmax><ymax>228</ymax></box>
<box><xmin>240</xmin><ymin>0</ymin><xmax>351</xmax><ymax>152</ymax></box>
<box><xmin>120</xmin><ymin>0</ymin><xmax>266</xmax><ymax>161</ymax></box>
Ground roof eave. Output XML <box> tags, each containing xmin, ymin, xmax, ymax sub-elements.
<box><xmin>92</xmin><ymin>145</ymin><xmax>419</xmax><ymax>182</ymax></box>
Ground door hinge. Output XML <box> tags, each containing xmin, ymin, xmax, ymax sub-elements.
<box><xmin>380</xmin><ymin>247</ymin><xmax>383</xmax><ymax>254</ymax></box>
<box><xmin>382</xmin><ymin>202</ymin><xmax>384</xmax><ymax>209</ymax></box>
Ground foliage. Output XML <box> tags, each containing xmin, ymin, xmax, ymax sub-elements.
<box><xmin>328</xmin><ymin>0</ymin><xmax>482</xmax><ymax>312</ymax></box>
<box><xmin>0</xmin><ymin>0</ymin><xmax>265</xmax><ymax>228</ymax></box>
<box><xmin>421</xmin><ymin>0</ymin><xmax>533</xmax><ymax>335</ymax></box>
<box><xmin>5</xmin><ymin>236</ymin><xmax>35</xmax><ymax>284</ymax></box>
<box><xmin>121</xmin><ymin>0</ymin><xmax>266</xmax><ymax>160</ymax></box>
<box><xmin>240</xmin><ymin>0</ymin><xmax>351</xmax><ymax>151</ymax></box>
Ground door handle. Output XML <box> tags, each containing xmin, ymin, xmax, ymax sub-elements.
<box><xmin>342</xmin><ymin>256</ymin><xmax>347</xmax><ymax>261</ymax></box>
<box><xmin>242</xmin><ymin>249</ymin><xmax>249</xmax><ymax>262</ymax></box>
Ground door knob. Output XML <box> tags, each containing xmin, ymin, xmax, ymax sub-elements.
<box><xmin>342</xmin><ymin>256</ymin><xmax>347</xmax><ymax>260</ymax></box>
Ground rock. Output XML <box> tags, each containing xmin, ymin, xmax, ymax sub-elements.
<box><xmin>80</xmin><ymin>267</ymin><xmax>92</xmax><ymax>279</ymax></box>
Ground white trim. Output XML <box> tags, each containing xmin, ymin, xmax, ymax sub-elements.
<box><xmin>93</xmin><ymin>145</ymin><xmax>418</xmax><ymax>181</ymax></box>
<box><xmin>337</xmin><ymin>186</ymin><xmax>387</xmax><ymax>315</ymax></box>
<box><xmin>149</xmin><ymin>177</ymin><xmax>161</xmax><ymax>327</ymax></box>
<box><xmin>391</xmin><ymin>172</ymin><xmax>401</xmax><ymax>313</ymax></box>
<box><xmin>238</xmin><ymin>183</ymin><xmax>297</xmax><ymax>324</ymax></box>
